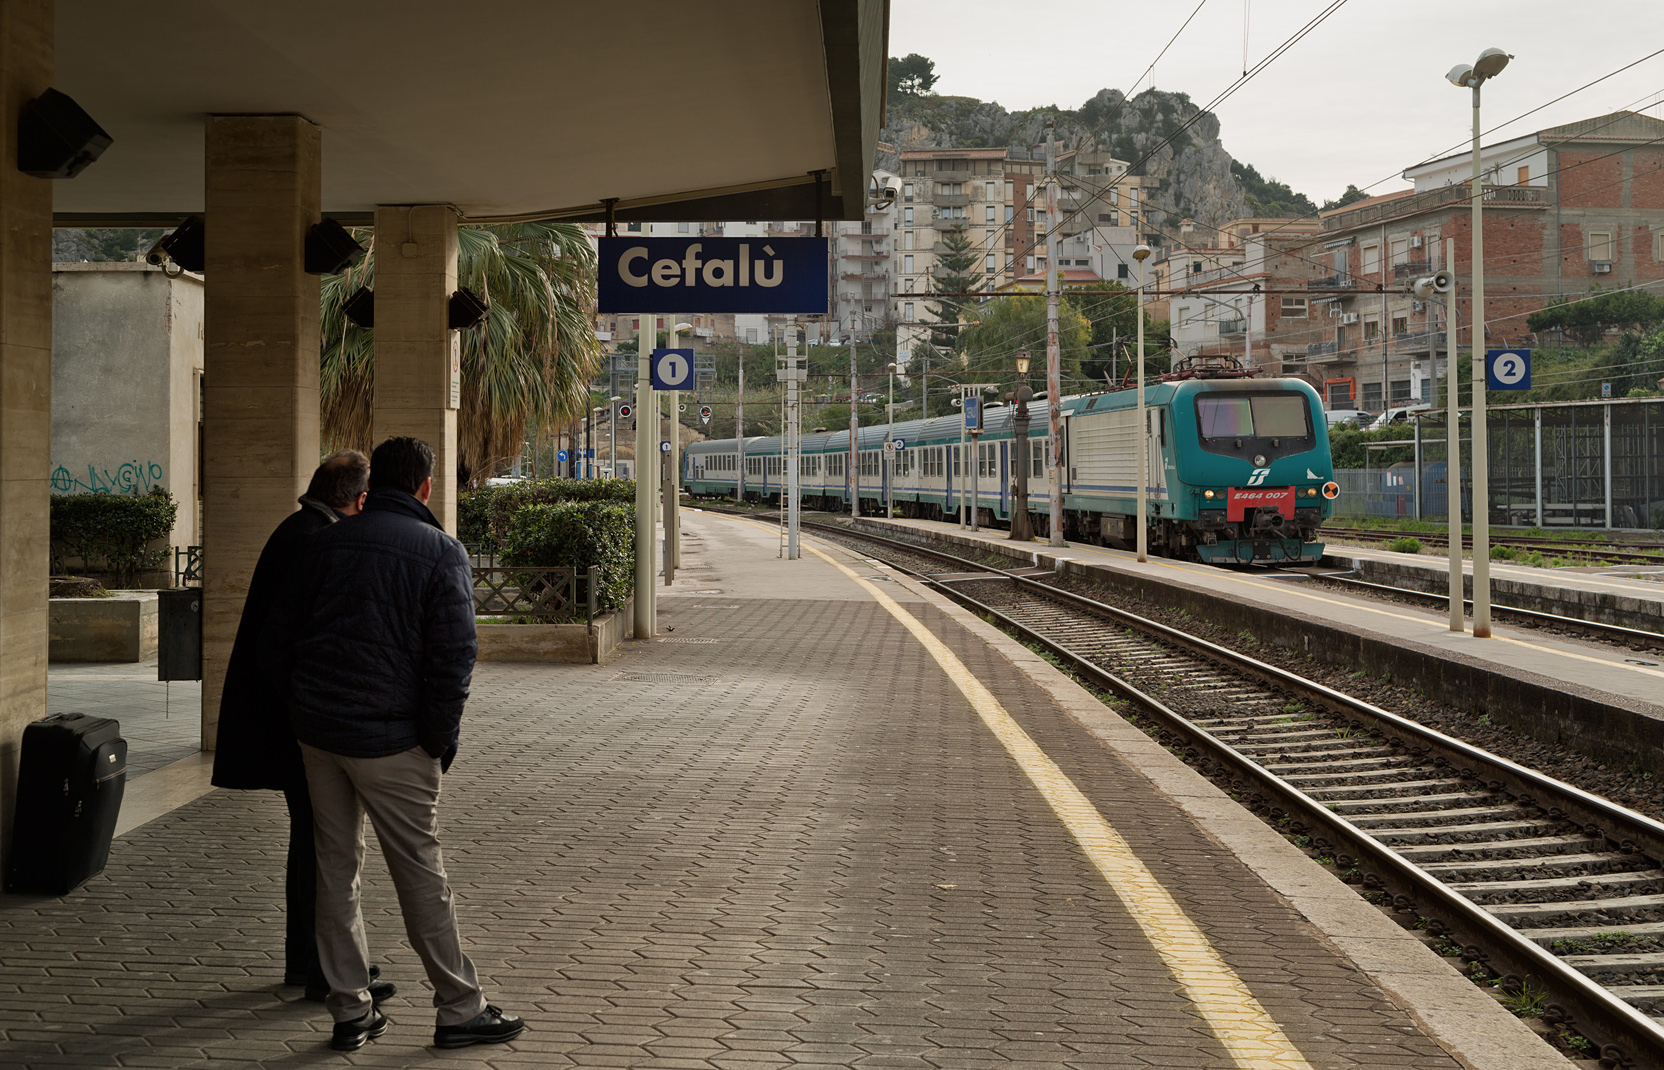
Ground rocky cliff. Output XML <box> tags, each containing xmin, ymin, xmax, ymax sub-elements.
<box><xmin>881</xmin><ymin>87</ymin><xmax>1315</xmax><ymax>233</ymax></box>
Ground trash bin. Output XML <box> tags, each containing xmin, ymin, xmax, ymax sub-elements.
<box><xmin>157</xmin><ymin>587</ymin><xmax>202</xmax><ymax>681</ymax></box>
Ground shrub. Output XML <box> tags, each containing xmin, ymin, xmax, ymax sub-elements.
<box><xmin>501</xmin><ymin>500</ymin><xmax>635</xmax><ymax>611</ymax></box>
<box><xmin>1386</xmin><ymin>536</ymin><xmax>1422</xmax><ymax>554</ymax></box>
<box><xmin>1491</xmin><ymin>545</ymin><xmax>1517</xmax><ymax>560</ymax></box>
<box><xmin>459</xmin><ymin>478</ymin><xmax>636</xmax><ymax>552</ymax></box>
<box><xmin>50</xmin><ymin>488</ymin><xmax>179</xmax><ymax>588</ymax></box>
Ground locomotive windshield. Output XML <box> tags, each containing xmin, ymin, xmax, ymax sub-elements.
<box><xmin>1196</xmin><ymin>393</ymin><xmax>1311</xmax><ymax>440</ymax></box>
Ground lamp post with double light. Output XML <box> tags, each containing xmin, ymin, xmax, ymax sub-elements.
<box><xmin>1008</xmin><ymin>349</ymin><xmax>1034</xmax><ymax>541</ymax></box>
<box><xmin>1447</xmin><ymin>46</ymin><xmax>1511</xmax><ymax>638</ymax></box>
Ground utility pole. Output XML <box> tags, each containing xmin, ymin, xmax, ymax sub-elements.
<box><xmin>665</xmin><ymin>320</ymin><xmax>681</xmax><ymax>570</ymax></box>
<box><xmin>780</xmin><ymin>326</ymin><xmax>804</xmax><ymax>558</ymax></box>
<box><xmin>848</xmin><ymin>327</ymin><xmax>859</xmax><ymax>518</ymax></box>
<box><xmin>634</xmin><ymin>312</ymin><xmax>655</xmax><ymax>638</ymax></box>
<box><xmin>1445</xmin><ymin>237</ymin><xmax>1462</xmax><ymax>632</ymax></box>
<box><xmin>1045</xmin><ymin>118</ymin><xmax>1065</xmax><ymax>547</ymax></box>
<box><xmin>736</xmin><ymin>347</ymin><xmax>745</xmax><ymax>501</ymax></box>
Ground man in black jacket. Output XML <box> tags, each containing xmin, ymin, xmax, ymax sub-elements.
<box><xmin>280</xmin><ymin>437</ymin><xmax>523</xmax><ymax>1052</ymax></box>
<box><xmin>211</xmin><ymin>450</ymin><xmax>391</xmax><ymax>1004</ymax></box>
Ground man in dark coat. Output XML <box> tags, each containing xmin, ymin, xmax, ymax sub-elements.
<box><xmin>211</xmin><ymin>450</ymin><xmax>394</xmax><ymax>1005</ymax></box>
<box><xmin>276</xmin><ymin>436</ymin><xmax>523</xmax><ymax>1052</ymax></box>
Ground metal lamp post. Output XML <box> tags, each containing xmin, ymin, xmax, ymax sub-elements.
<box><xmin>1009</xmin><ymin>349</ymin><xmax>1033</xmax><ymax>541</ymax></box>
<box><xmin>1133</xmin><ymin>243</ymin><xmax>1153</xmax><ymax>563</ymax></box>
<box><xmin>886</xmin><ymin>361</ymin><xmax>897</xmax><ymax>519</ymax></box>
<box><xmin>1447</xmin><ymin>46</ymin><xmax>1511</xmax><ymax>638</ymax></box>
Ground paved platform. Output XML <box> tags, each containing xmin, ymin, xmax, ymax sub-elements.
<box><xmin>861</xmin><ymin>515</ymin><xmax>1664</xmax><ymax>718</ymax></box>
<box><xmin>0</xmin><ymin>511</ymin><xmax>1559</xmax><ymax>1068</ymax></box>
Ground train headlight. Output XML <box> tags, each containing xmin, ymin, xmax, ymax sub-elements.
<box><xmin>1203</xmin><ymin>489</ymin><xmax>1216</xmax><ymax>499</ymax></box>
<box><xmin>1306</xmin><ymin>487</ymin><xmax>1318</xmax><ymax>497</ymax></box>
<box><xmin>1322</xmin><ymin>481</ymin><xmax>1340</xmax><ymax>500</ymax></box>
<box><xmin>1253</xmin><ymin>454</ymin><xmax>1267</xmax><ymax>467</ymax></box>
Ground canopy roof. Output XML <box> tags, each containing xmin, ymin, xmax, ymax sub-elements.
<box><xmin>53</xmin><ymin>0</ymin><xmax>887</xmax><ymax>225</ymax></box>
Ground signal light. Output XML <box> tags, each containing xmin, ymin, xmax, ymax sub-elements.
<box><xmin>1322</xmin><ymin>481</ymin><xmax>1340</xmax><ymax>500</ymax></box>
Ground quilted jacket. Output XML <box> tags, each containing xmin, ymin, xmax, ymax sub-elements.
<box><xmin>274</xmin><ymin>488</ymin><xmax>476</xmax><ymax>765</ymax></box>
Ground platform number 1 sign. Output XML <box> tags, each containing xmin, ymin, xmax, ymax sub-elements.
<box><xmin>1486</xmin><ymin>349</ymin><xmax>1531</xmax><ymax>391</ymax></box>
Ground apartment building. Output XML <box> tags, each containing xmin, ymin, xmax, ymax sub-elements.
<box><xmin>1293</xmin><ymin>109</ymin><xmax>1664</xmax><ymax>413</ymax></box>
<box><xmin>894</xmin><ymin>145</ymin><xmax>1146</xmax><ymax>365</ymax></box>
<box><xmin>832</xmin><ymin>167</ymin><xmax>899</xmax><ymax>343</ymax></box>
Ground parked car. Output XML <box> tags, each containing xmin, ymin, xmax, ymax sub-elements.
<box><xmin>1367</xmin><ymin>404</ymin><xmax>1432</xmax><ymax>430</ymax></box>
<box><xmin>1324</xmin><ymin>408</ymin><xmax>1374</xmax><ymax>428</ymax></box>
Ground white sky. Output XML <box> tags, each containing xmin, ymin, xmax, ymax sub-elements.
<box><xmin>889</xmin><ymin>0</ymin><xmax>1664</xmax><ymax>205</ymax></box>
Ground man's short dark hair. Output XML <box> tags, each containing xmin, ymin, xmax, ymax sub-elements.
<box><xmin>369</xmin><ymin>437</ymin><xmax>436</xmax><ymax>495</ymax></box>
<box><xmin>305</xmin><ymin>450</ymin><xmax>370</xmax><ymax>509</ymax></box>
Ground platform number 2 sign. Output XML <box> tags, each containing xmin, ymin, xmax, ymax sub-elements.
<box><xmin>1486</xmin><ymin>349</ymin><xmax>1531</xmax><ymax>391</ymax></box>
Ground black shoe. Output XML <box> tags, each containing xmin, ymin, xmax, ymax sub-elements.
<box><xmin>433</xmin><ymin>1005</ymin><xmax>524</xmax><ymax>1048</ymax></box>
<box><xmin>330</xmin><ymin>1008</ymin><xmax>387</xmax><ymax>1052</ymax></box>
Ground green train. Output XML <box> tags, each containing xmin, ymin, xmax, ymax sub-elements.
<box><xmin>684</xmin><ymin>375</ymin><xmax>1339</xmax><ymax>565</ymax></box>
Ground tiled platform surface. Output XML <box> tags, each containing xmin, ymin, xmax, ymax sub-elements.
<box><xmin>861</xmin><ymin>515</ymin><xmax>1664</xmax><ymax>717</ymax></box>
<box><xmin>0</xmin><ymin>512</ymin><xmax>1557</xmax><ymax>1068</ymax></box>
<box><xmin>48</xmin><ymin>661</ymin><xmax>202</xmax><ymax>780</ymax></box>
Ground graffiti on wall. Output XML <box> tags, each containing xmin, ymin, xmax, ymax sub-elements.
<box><xmin>51</xmin><ymin>461</ymin><xmax>165</xmax><ymax>495</ymax></box>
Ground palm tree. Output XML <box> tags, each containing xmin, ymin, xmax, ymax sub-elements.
<box><xmin>320</xmin><ymin>221</ymin><xmax>601</xmax><ymax>486</ymax></box>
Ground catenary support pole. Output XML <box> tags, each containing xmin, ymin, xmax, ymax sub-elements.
<box><xmin>1445</xmin><ymin>238</ymin><xmax>1462</xmax><ymax>632</ymax></box>
<box><xmin>736</xmin><ymin>348</ymin><xmax>745</xmax><ymax>501</ymax></box>
<box><xmin>666</xmin><ymin>321</ymin><xmax>680</xmax><ymax>570</ymax></box>
<box><xmin>1470</xmin><ymin>84</ymin><xmax>1492</xmax><ymax>638</ymax></box>
<box><xmin>634</xmin><ymin>313</ymin><xmax>655</xmax><ymax>638</ymax></box>
<box><xmin>849</xmin><ymin>329</ymin><xmax>859</xmax><ymax>517</ymax></box>
<box><xmin>1045</xmin><ymin>119</ymin><xmax>1065</xmax><ymax>547</ymax></box>
<box><xmin>1136</xmin><ymin>248</ymin><xmax>1149</xmax><ymax>563</ymax></box>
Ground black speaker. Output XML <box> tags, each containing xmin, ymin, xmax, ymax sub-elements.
<box><xmin>17</xmin><ymin>89</ymin><xmax>112</xmax><ymax>179</ymax></box>
<box><xmin>144</xmin><ymin>216</ymin><xmax>205</xmax><ymax>273</ymax></box>
<box><xmin>343</xmin><ymin>287</ymin><xmax>375</xmax><ymax>329</ymax></box>
<box><xmin>305</xmin><ymin>218</ymin><xmax>366</xmax><ymax>275</ymax></box>
<box><xmin>448</xmin><ymin>287</ymin><xmax>489</xmax><ymax>330</ymax></box>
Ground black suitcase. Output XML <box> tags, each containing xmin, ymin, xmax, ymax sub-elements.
<box><xmin>4</xmin><ymin>713</ymin><xmax>126</xmax><ymax>895</ymax></box>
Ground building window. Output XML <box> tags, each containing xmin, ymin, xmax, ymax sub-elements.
<box><xmin>903</xmin><ymin>182</ymin><xmax>913</xmax><ymax>202</ymax></box>
<box><xmin>905</xmin><ymin>230</ymin><xmax>914</xmax><ymax>249</ymax></box>
<box><xmin>985</xmin><ymin>181</ymin><xmax>996</xmax><ymax>200</ymax></box>
<box><xmin>1280</xmin><ymin>297</ymin><xmax>1307</xmax><ymax>317</ymax></box>
<box><xmin>904</xmin><ymin>302</ymin><xmax>914</xmax><ymax>322</ymax></box>
<box><xmin>1026</xmin><ymin>254</ymin><xmax>1036</xmax><ymax>272</ymax></box>
<box><xmin>986</xmin><ymin>253</ymin><xmax>996</xmax><ymax>272</ymax></box>
<box><xmin>1392</xmin><ymin>316</ymin><xmax>1408</xmax><ymax>336</ymax></box>
<box><xmin>1362</xmin><ymin>244</ymin><xmax>1380</xmax><ymax>274</ymax></box>
<box><xmin>1363</xmin><ymin>319</ymin><xmax>1379</xmax><ymax>342</ymax></box>
<box><xmin>678</xmin><ymin>221</ymin><xmax>689</xmax><ymax>233</ymax></box>
<box><xmin>1130</xmin><ymin>211</ymin><xmax>1139</xmax><ymax>227</ymax></box>
<box><xmin>1117</xmin><ymin>263</ymin><xmax>1129</xmax><ymax>279</ymax></box>
<box><xmin>1390</xmin><ymin>379</ymin><xmax>1412</xmax><ymax>404</ymax></box>
<box><xmin>1190</xmin><ymin>261</ymin><xmax>1202</xmax><ymax>274</ymax></box>
<box><xmin>1004</xmin><ymin>205</ymin><xmax>1014</xmax><ymax>223</ymax></box>
<box><xmin>861</xmin><ymin>220</ymin><xmax>872</xmax><ymax>234</ymax></box>
<box><xmin>1656</xmin><ymin>232</ymin><xmax>1664</xmax><ymax>262</ymax></box>
<box><xmin>1361</xmin><ymin>382</ymin><xmax>1383</xmax><ymax>411</ymax></box>
<box><xmin>904</xmin><ymin>278</ymin><xmax>914</xmax><ymax>292</ymax></box>
<box><xmin>1006</xmin><ymin>254</ymin><xmax>1015</xmax><ymax>271</ymax></box>
<box><xmin>903</xmin><ymin>254</ymin><xmax>914</xmax><ymax>274</ymax></box>
<box><xmin>1589</xmin><ymin>230</ymin><xmax>1614</xmax><ymax>260</ymax></box>
<box><xmin>985</xmin><ymin>204</ymin><xmax>995</xmax><ymax>224</ymax></box>
<box><xmin>1390</xmin><ymin>238</ymin><xmax>1407</xmax><ymax>265</ymax></box>
<box><xmin>1517</xmin><ymin>165</ymin><xmax>1529</xmax><ymax>185</ymax></box>
<box><xmin>1026</xmin><ymin>206</ymin><xmax>1035</xmax><ymax>223</ymax></box>
<box><xmin>1109</xmin><ymin>189</ymin><xmax>1118</xmax><ymax>206</ymax></box>
<box><xmin>1129</xmin><ymin>188</ymin><xmax>1138</xmax><ymax>208</ymax></box>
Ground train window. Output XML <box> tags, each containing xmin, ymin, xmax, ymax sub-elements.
<box><xmin>1197</xmin><ymin>396</ymin><xmax>1254</xmax><ymax>438</ymax></box>
<box><xmin>1251</xmin><ymin>395</ymin><xmax>1310</xmax><ymax>438</ymax></box>
<box><xmin>1195</xmin><ymin>392</ymin><xmax>1313</xmax><ymax>456</ymax></box>
<box><xmin>1159</xmin><ymin>410</ymin><xmax>1167</xmax><ymax>447</ymax></box>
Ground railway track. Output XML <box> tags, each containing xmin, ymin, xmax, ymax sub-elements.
<box><xmin>797</xmin><ymin>518</ymin><xmax>1664</xmax><ymax>1067</ymax></box>
<box><xmin>1324</xmin><ymin>525</ymin><xmax>1664</xmax><ymax>567</ymax></box>
<box><xmin>1308</xmin><ymin>573</ymin><xmax>1664</xmax><ymax>654</ymax></box>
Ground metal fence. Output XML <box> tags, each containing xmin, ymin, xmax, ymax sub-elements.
<box><xmin>1332</xmin><ymin>398</ymin><xmax>1664</xmax><ymax>530</ymax></box>
<box><xmin>174</xmin><ymin>545</ymin><xmax>203</xmax><ymax>587</ymax></box>
<box><xmin>471</xmin><ymin>562</ymin><xmax>599</xmax><ymax>628</ymax></box>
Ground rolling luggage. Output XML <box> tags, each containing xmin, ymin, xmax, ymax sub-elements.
<box><xmin>3</xmin><ymin>713</ymin><xmax>126</xmax><ymax>895</ymax></box>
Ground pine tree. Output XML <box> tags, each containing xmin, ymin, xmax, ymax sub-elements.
<box><xmin>927</xmin><ymin>223</ymin><xmax>981</xmax><ymax>352</ymax></box>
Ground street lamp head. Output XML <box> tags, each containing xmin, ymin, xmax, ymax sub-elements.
<box><xmin>887</xmin><ymin>362</ymin><xmax>898</xmax><ymax>372</ymax></box>
<box><xmin>1132</xmin><ymin>244</ymin><xmax>1152</xmax><ymax>262</ymax></box>
<box><xmin>1446</xmin><ymin>63</ymin><xmax>1476</xmax><ymax>88</ymax></box>
<box><xmin>1015</xmin><ymin>349</ymin><xmax>1030</xmax><ymax>374</ymax></box>
<box><xmin>1473</xmin><ymin>48</ymin><xmax>1511</xmax><ymax>79</ymax></box>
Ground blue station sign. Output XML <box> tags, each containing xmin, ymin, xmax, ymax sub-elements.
<box><xmin>1486</xmin><ymin>348</ymin><xmax>1531</xmax><ymax>391</ymax></box>
<box><xmin>597</xmin><ymin>237</ymin><xmax>829</xmax><ymax>314</ymax></box>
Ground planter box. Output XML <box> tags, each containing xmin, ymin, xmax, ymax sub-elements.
<box><xmin>50</xmin><ymin>593</ymin><xmax>159</xmax><ymax>662</ymax></box>
<box><xmin>476</xmin><ymin>598</ymin><xmax>633</xmax><ymax>665</ymax></box>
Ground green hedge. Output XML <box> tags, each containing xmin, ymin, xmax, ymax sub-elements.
<box><xmin>500</xmin><ymin>501</ymin><xmax>635</xmax><ymax>611</ymax></box>
<box><xmin>50</xmin><ymin>488</ymin><xmax>179</xmax><ymax>588</ymax></box>
<box><xmin>459</xmin><ymin>478</ymin><xmax>636</xmax><ymax>552</ymax></box>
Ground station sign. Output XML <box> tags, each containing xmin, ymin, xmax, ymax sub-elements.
<box><xmin>892</xmin><ymin>438</ymin><xmax>906</xmax><ymax>451</ymax></box>
<box><xmin>651</xmin><ymin>348</ymin><xmax>694</xmax><ymax>391</ymax></box>
<box><xmin>1486</xmin><ymin>348</ymin><xmax>1531</xmax><ymax>391</ymax></box>
<box><xmin>597</xmin><ymin>237</ymin><xmax>829</xmax><ymax>314</ymax></box>
<box><xmin>963</xmin><ymin>396</ymin><xmax>981</xmax><ymax>431</ymax></box>
<box><xmin>659</xmin><ymin>441</ymin><xmax>672</xmax><ymax>454</ymax></box>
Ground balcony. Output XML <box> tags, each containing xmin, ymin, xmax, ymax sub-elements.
<box><xmin>839</xmin><ymin>270</ymin><xmax>890</xmax><ymax>282</ymax></box>
<box><xmin>933</xmin><ymin>216</ymin><xmax>972</xmax><ymax>231</ymax></box>
<box><xmin>1395</xmin><ymin>329</ymin><xmax>1446</xmax><ymax>353</ymax></box>
<box><xmin>1392</xmin><ymin>258</ymin><xmax>1430</xmax><ymax>279</ymax></box>
<box><xmin>1306</xmin><ymin>341</ymin><xmax>1339</xmax><ymax>358</ymax></box>
<box><xmin>934</xmin><ymin>192</ymin><xmax>970</xmax><ymax>208</ymax></box>
<box><xmin>1309</xmin><ymin>272</ymin><xmax>1355</xmax><ymax>290</ymax></box>
<box><xmin>840</xmin><ymin>230</ymin><xmax>885</xmax><ymax>242</ymax></box>
<box><xmin>1323</xmin><ymin>182</ymin><xmax>1548</xmax><ymax>231</ymax></box>
<box><xmin>1217</xmin><ymin>317</ymin><xmax>1246</xmax><ymax>336</ymax></box>
<box><xmin>931</xmin><ymin>169</ymin><xmax>971</xmax><ymax>184</ymax></box>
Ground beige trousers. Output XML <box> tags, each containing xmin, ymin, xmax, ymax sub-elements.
<box><xmin>299</xmin><ymin>742</ymin><xmax>486</xmax><ymax>1026</ymax></box>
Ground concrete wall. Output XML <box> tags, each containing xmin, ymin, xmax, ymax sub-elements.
<box><xmin>50</xmin><ymin>263</ymin><xmax>205</xmax><ymax>549</ymax></box>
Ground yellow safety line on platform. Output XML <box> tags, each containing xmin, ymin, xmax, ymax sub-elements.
<box><xmin>758</xmin><ymin>523</ymin><xmax>1314</xmax><ymax>1070</ymax></box>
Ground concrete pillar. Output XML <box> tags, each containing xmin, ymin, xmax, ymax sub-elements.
<box><xmin>201</xmin><ymin>115</ymin><xmax>322</xmax><ymax>748</ymax></box>
<box><xmin>0</xmin><ymin>0</ymin><xmax>53</xmax><ymax>865</ymax></box>
<box><xmin>371</xmin><ymin>205</ymin><xmax>458</xmax><ymax>533</ymax></box>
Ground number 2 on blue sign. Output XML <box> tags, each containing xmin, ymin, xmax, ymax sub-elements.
<box><xmin>1488</xmin><ymin>348</ymin><xmax>1530</xmax><ymax>391</ymax></box>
